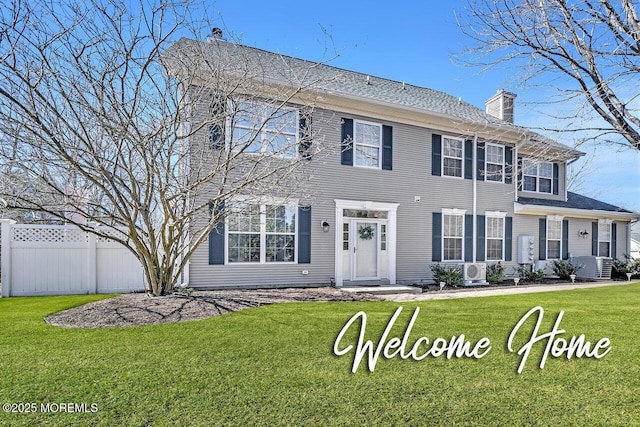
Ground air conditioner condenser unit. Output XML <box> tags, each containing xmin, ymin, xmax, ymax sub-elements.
<box><xmin>464</xmin><ymin>263</ymin><xmax>487</xmax><ymax>281</ymax></box>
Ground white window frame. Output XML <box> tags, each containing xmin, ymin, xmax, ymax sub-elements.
<box><xmin>226</xmin><ymin>197</ymin><xmax>299</xmax><ymax>265</ymax></box>
<box><xmin>485</xmin><ymin>211</ymin><xmax>506</xmax><ymax>261</ymax></box>
<box><xmin>546</xmin><ymin>216</ymin><xmax>563</xmax><ymax>260</ymax></box>
<box><xmin>442</xmin><ymin>136</ymin><xmax>464</xmax><ymax>178</ymax></box>
<box><xmin>227</xmin><ymin>100</ymin><xmax>299</xmax><ymax>158</ymax></box>
<box><xmin>522</xmin><ymin>158</ymin><xmax>554</xmax><ymax>194</ymax></box>
<box><xmin>442</xmin><ymin>208</ymin><xmax>466</xmax><ymax>262</ymax></box>
<box><xmin>485</xmin><ymin>143</ymin><xmax>505</xmax><ymax>183</ymax></box>
<box><xmin>598</xmin><ymin>220</ymin><xmax>612</xmax><ymax>257</ymax></box>
<box><xmin>353</xmin><ymin>119</ymin><xmax>382</xmax><ymax>169</ymax></box>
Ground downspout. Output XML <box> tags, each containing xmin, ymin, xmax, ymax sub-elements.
<box><xmin>472</xmin><ymin>133</ymin><xmax>478</xmax><ymax>263</ymax></box>
<box><xmin>514</xmin><ymin>141</ymin><xmax>519</xmax><ymax>203</ymax></box>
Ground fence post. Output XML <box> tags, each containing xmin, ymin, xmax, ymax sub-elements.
<box><xmin>87</xmin><ymin>225</ymin><xmax>97</xmax><ymax>294</ymax></box>
<box><xmin>0</xmin><ymin>220</ymin><xmax>16</xmax><ymax>297</ymax></box>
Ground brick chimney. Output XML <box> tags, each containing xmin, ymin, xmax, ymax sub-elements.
<box><xmin>485</xmin><ymin>90</ymin><xmax>517</xmax><ymax>123</ymax></box>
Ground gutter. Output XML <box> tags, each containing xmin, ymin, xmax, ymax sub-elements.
<box><xmin>514</xmin><ymin>202</ymin><xmax>640</xmax><ymax>222</ymax></box>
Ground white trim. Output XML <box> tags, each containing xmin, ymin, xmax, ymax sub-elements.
<box><xmin>442</xmin><ymin>208</ymin><xmax>467</xmax><ymax>215</ymax></box>
<box><xmin>546</xmin><ymin>217</ymin><xmax>563</xmax><ymax>260</ymax></box>
<box><xmin>441</xmin><ymin>135</ymin><xmax>465</xmax><ymax>179</ymax></box>
<box><xmin>484</xmin><ymin>143</ymin><xmax>505</xmax><ymax>183</ymax></box>
<box><xmin>353</xmin><ymin>119</ymin><xmax>382</xmax><ymax>169</ymax></box>
<box><xmin>334</xmin><ymin>199</ymin><xmax>399</xmax><ymax>287</ymax></box>
<box><xmin>485</xmin><ymin>210</ymin><xmax>507</xmax><ymax>218</ymax></box>
<box><xmin>597</xmin><ymin>221</ymin><xmax>612</xmax><ymax>257</ymax></box>
<box><xmin>442</xmin><ymin>211</ymin><xmax>465</xmax><ymax>262</ymax></box>
<box><xmin>225</xmin><ymin>99</ymin><xmax>300</xmax><ymax>159</ymax></box>
<box><xmin>225</xmin><ymin>199</ymin><xmax>299</xmax><ymax>265</ymax></box>
<box><xmin>485</xmin><ymin>214</ymin><xmax>505</xmax><ymax>262</ymax></box>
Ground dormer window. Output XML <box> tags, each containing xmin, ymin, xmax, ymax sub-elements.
<box><xmin>522</xmin><ymin>159</ymin><xmax>553</xmax><ymax>194</ymax></box>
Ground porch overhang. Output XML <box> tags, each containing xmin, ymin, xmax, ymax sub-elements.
<box><xmin>514</xmin><ymin>202</ymin><xmax>640</xmax><ymax>222</ymax></box>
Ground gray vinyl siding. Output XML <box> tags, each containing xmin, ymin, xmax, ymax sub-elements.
<box><xmin>189</xmin><ymin>107</ymin><xmax>517</xmax><ymax>287</ymax></box>
<box><xmin>187</xmin><ymin>105</ymin><xmax>628</xmax><ymax>288</ymax></box>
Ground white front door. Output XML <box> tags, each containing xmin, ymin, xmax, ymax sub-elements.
<box><xmin>353</xmin><ymin>221</ymin><xmax>378</xmax><ymax>279</ymax></box>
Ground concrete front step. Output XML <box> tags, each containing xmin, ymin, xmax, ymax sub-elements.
<box><xmin>340</xmin><ymin>285</ymin><xmax>422</xmax><ymax>295</ymax></box>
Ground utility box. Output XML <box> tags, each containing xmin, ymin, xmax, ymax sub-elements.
<box><xmin>518</xmin><ymin>235</ymin><xmax>535</xmax><ymax>264</ymax></box>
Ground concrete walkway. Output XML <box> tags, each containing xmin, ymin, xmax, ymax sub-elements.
<box><xmin>379</xmin><ymin>281</ymin><xmax>636</xmax><ymax>302</ymax></box>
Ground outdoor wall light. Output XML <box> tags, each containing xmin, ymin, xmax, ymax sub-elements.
<box><xmin>321</xmin><ymin>220</ymin><xmax>330</xmax><ymax>233</ymax></box>
<box><xmin>578</xmin><ymin>230</ymin><xmax>589</xmax><ymax>239</ymax></box>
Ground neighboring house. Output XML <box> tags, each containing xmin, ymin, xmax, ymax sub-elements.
<box><xmin>171</xmin><ymin>36</ymin><xmax>639</xmax><ymax>288</ymax></box>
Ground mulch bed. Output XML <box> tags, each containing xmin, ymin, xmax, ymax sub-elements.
<box><xmin>44</xmin><ymin>287</ymin><xmax>380</xmax><ymax>329</ymax></box>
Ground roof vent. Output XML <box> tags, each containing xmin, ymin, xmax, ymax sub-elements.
<box><xmin>485</xmin><ymin>89</ymin><xmax>517</xmax><ymax>123</ymax></box>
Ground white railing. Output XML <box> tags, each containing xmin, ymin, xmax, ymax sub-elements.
<box><xmin>0</xmin><ymin>220</ymin><xmax>145</xmax><ymax>297</ymax></box>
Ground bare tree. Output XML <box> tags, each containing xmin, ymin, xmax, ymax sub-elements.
<box><xmin>458</xmin><ymin>0</ymin><xmax>640</xmax><ymax>149</ymax></box>
<box><xmin>0</xmin><ymin>0</ymin><xmax>332</xmax><ymax>295</ymax></box>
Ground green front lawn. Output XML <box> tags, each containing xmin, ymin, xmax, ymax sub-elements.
<box><xmin>1</xmin><ymin>284</ymin><xmax>639</xmax><ymax>426</ymax></box>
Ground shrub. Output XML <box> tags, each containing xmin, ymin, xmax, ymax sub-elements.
<box><xmin>551</xmin><ymin>260</ymin><xmax>582</xmax><ymax>280</ymax></box>
<box><xmin>486</xmin><ymin>263</ymin><xmax>505</xmax><ymax>284</ymax></box>
<box><xmin>612</xmin><ymin>257</ymin><xmax>640</xmax><ymax>280</ymax></box>
<box><xmin>612</xmin><ymin>259</ymin><xmax>630</xmax><ymax>280</ymax></box>
<box><xmin>431</xmin><ymin>264</ymin><xmax>463</xmax><ymax>287</ymax></box>
<box><xmin>516</xmin><ymin>265</ymin><xmax>545</xmax><ymax>284</ymax></box>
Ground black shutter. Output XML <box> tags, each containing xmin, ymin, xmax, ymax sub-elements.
<box><xmin>476</xmin><ymin>142</ymin><xmax>485</xmax><ymax>181</ymax></box>
<box><xmin>298</xmin><ymin>206</ymin><xmax>311</xmax><ymax>263</ymax></box>
<box><xmin>477</xmin><ymin>215</ymin><xmax>486</xmax><ymax>262</ymax></box>
<box><xmin>464</xmin><ymin>140</ymin><xmax>474</xmax><ymax>180</ymax></box>
<box><xmin>382</xmin><ymin>125</ymin><xmax>393</xmax><ymax>170</ymax></box>
<box><xmin>209</xmin><ymin>98</ymin><xmax>225</xmax><ymax>150</ymax></box>
<box><xmin>517</xmin><ymin>157</ymin><xmax>523</xmax><ymax>191</ymax></box>
<box><xmin>592</xmin><ymin>222</ymin><xmax>598</xmax><ymax>256</ymax></box>
<box><xmin>432</xmin><ymin>134</ymin><xmax>442</xmax><ymax>176</ymax></box>
<box><xmin>611</xmin><ymin>223</ymin><xmax>617</xmax><ymax>259</ymax></box>
<box><xmin>505</xmin><ymin>217</ymin><xmax>513</xmax><ymax>261</ymax></box>
<box><xmin>562</xmin><ymin>219</ymin><xmax>569</xmax><ymax>260</ymax></box>
<box><xmin>208</xmin><ymin>201</ymin><xmax>225</xmax><ymax>265</ymax></box>
<box><xmin>432</xmin><ymin>212</ymin><xmax>442</xmax><ymax>262</ymax></box>
<box><xmin>505</xmin><ymin>146</ymin><xmax>513</xmax><ymax>184</ymax></box>
<box><xmin>465</xmin><ymin>214</ymin><xmax>473</xmax><ymax>261</ymax></box>
<box><xmin>553</xmin><ymin>163</ymin><xmax>559</xmax><ymax>195</ymax></box>
<box><xmin>539</xmin><ymin>218</ymin><xmax>547</xmax><ymax>260</ymax></box>
<box><xmin>298</xmin><ymin>114</ymin><xmax>312</xmax><ymax>160</ymax></box>
<box><xmin>341</xmin><ymin>118</ymin><xmax>354</xmax><ymax>166</ymax></box>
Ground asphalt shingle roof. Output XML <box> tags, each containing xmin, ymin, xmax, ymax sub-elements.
<box><xmin>518</xmin><ymin>192</ymin><xmax>632</xmax><ymax>213</ymax></box>
<box><xmin>169</xmin><ymin>38</ymin><xmax>580</xmax><ymax>154</ymax></box>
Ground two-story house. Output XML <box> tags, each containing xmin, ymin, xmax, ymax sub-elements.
<box><xmin>169</xmin><ymin>35</ymin><xmax>638</xmax><ymax>289</ymax></box>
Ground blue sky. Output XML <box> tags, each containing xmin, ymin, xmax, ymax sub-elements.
<box><xmin>210</xmin><ymin>0</ymin><xmax>640</xmax><ymax>212</ymax></box>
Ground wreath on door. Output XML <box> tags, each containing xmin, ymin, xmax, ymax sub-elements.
<box><xmin>358</xmin><ymin>225</ymin><xmax>375</xmax><ymax>240</ymax></box>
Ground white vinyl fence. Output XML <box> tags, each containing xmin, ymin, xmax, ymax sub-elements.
<box><xmin>1</xmin><ymin>220</ymin><xmax>145</xmax><ymax>297</ymax></box>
